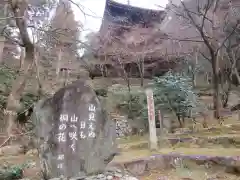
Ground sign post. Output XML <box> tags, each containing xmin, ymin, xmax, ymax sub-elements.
<box><xmin>145</xmin><ymin>88</ymin><xmax>158</xmax><ymax>150</ymax></box>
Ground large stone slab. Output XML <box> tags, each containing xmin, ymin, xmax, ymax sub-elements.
<box><xmin>31</xmin><ymin>80</ymin><xmax>117</xmax><ymax>179</ymax></box>
<box><xmin>109</xmin><ymin>153</ymin><xmax>240</xmax><ymax>176</ymax></box>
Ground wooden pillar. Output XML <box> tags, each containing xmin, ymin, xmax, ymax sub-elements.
<box><xmin>145</xmin><ymin>88</ymin><xmax>158</xmax><ymax>150</ymax></box>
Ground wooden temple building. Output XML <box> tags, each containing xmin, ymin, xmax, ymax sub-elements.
<box><xmin>87</xmin><ymin>0</ymin><xmax>178</xmax><ymax>78</ymax></box>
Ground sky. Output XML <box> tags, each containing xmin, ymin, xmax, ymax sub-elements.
<box><xmin>71</xmin><ymin>0</ymin><xmax>169</xmax><ymax>41</ymax></box>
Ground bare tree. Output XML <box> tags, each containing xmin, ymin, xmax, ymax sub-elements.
<box><xmin>162</xmin><ymin>0</ymin><xmax>240</xmax><ymax>120</ymax></box>
<box><xmin>3</xmin><ymin>0</ymin><xmax>35</xmax><ymax>137</ymax></box>
<box><xmin>222</xmin><ymin>18</ymin><xmax>240</xmax><ymax>108</ymax></box>
<box><xmin>0</xmin><ymin>2</ymin><xmax>8</xmax><ymax>64</ymax></box>
<box><xmin>223</xmin><ymin>26</ymin><xmax>240</xmax><ymax>86</ymax></box>
<box><xmin>1</xmin><ymin>0</ymin><xmax>83</xmax><ymax>140</ymax></box>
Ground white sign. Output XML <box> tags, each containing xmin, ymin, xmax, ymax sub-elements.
<box><xmin>57</xmin><ymin>163</ymin><xmax>63</xmax><ymax>169</ymax></box>
<box><xmin>56</xmin><ymin>113</ymin><xmax>78</xmax><ymax>170</ymax></box>
<box><xmin>57</xmin><ymin>132</ymin><xmax>66</xmax><ymax>142</ymax></box>
<box><xmin>57</xmin><ymin>113</ymin><xmax>68</xmax><ymax>170</ymax></box>
<box><xmin>60</xmin><ymin>114</ymin><xmax>68</xmax><ymax>122</ymax></box>
<box><xmin>56</xmin><ymin>105</ymin><xmax>97</xmax><ymax>170</ymax></box>
<box><xmin>57</xmin><ymin>154</ymin><xmax>64</xmax><ymax>160</ymax></box>
<box><xmin>69</xmin><ymin>114</ymin><xmax>78</xmax><ymax>152</ymax></box>
<box><xmin>87</xmin><ymin>104</ymin><xmax>96</xmax><ymax>138</ymax></box>
<box><xmin>145</xmin><ymin>88</ymin><xmax>158</xmax><ymax>150</ymax></box>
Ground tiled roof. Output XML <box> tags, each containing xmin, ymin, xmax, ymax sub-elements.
<box><xmin>102</xmin><ymin>0</ymin><xmax>165</xmax><ymax>26</ymax></box>
<box><xmin>93</xmin><ymin>0</ymin><xmax>167</xmax><ymax>61</ymax></box>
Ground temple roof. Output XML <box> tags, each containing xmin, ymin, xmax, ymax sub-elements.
<box><xmin>92</xmin><ymin>0</ymin><xmax>167</xmax><ymax>61</ymax></box>
<box><xmin>101</xmin><ymin>0</ymin><xmax>165</xmax><ymax>28</ymax></box>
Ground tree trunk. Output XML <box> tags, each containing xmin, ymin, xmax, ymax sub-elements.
<box><xmin>206</xmin><ymin>72</ymin><xmax>210</xmax><ymax>84</ymax></box>
<box><xmin>140</xmin><ymin>60</ymin><xmax>144</xmax><ymax>87</ymax></box>
<box><xmin>3</xmin><ymin>0</ymin><xmax>34</xmax><ymax>137</ymax></box>
<box><xmin>0</xmin><ymin>36</ymin><xmax>5</xmax><ymax>64</ymax></box>
<box><xmin>192</xmin><ymin>51</ymin><xmax>198</xmax><ymax>88</ymax></box>
<box><xmin>192</xmin><ymin>72</ymin><xmax>196</xmax><ymax>88</ymax></box>
<box><xmin>34</xmin><ymin>51</ymin><xmax>43</xmax><ymax>97</ymax></box>
<box><xmin>212</xmin><ymin>56</ymin><xmax>221</xmax><ymax>120</ymax></box>
<box><xmin>125</xmin><ymin>69</ymin><xmax>132</xmax><ymax>117</ymax></box>
<box><xmin>0</xmin><ymin>3</ymin><xmax>8</xmax><ymax>64</ymax></box>
<box><xmin>63</xmin><ymin>69</ymin><xmax>69</xmax><ymax>87</ymax></box>
<box><xmin>177</xmin><ymin>116</ymin><xmax>183</xmax><ymax>128</ymax></box>
<box><xmin>182</xmin><ymin>117</ymin><xmax>185</xmax><ymax>127</ymax></box>
<box><xmin>137</xmin><ymin>59</ymin><xmax>144</xmax><ymax>87</ymax></box>
<box><xmin>56</xmin><ymin>48</ymin><xmax>62</xmax><ymax>80</ymax></box>
<box><xmin>234</xmin><ymin>67</ymin><xmax>240</xmax><ymax>85</ymax></box>
<box><xmin>222</xmin><ymin>81</ymin><xmax>232</xmax><ymax>108</ymax></box>
<box><xmin>19</xmin><ymin>47</ymin><xmax>25</xmax><ymax>69</ymax></box>
<box><xmin>201</xmin><ymin>112</ymin><xmax>208</xmax><ymax>128</ymax></box>
<box><xmin>202</xmin><ymin>117</ymin><xmax>208</xmax><ymax>128</ymax></box>
<box><xmin>4</xmin><ymin>47</ymin><xmax>34</xmax><ymax>136</ymax></box>
<box><xmin>117</xmin><ymin>58</ymin><xmax>132</xmax><ymax>118</ymax></box>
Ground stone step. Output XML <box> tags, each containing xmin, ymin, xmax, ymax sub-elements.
<box><xmin>111</xmin><ymin>150</ymin><xmax>240</xmax><ymax>177</ymax></box>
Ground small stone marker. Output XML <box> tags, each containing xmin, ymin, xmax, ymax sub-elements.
<box><xmin>31</xmin><ymin>80</ymin><xmax>117</xmax><ymax>179</ymax></box>
<box><xmin>145</xmin><ymin>88</ymin><xmax>158</xmax><ymax>150</ymax></box>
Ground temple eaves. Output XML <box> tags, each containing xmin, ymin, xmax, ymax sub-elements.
<box><xmin>100</xmin><ymin>0</ymin><xmax>166</xmax><ymax>30</ymax></box>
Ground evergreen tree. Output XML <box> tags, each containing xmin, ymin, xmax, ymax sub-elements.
<box><xmin>153</xmin><ymin>72</ymin><xmax>201</xmax><ymax>127</ymax></box>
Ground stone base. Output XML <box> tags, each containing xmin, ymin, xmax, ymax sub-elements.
<box><xmin>47</xmin><ymin>168</ymin><xmax>138</xmax><ymax>180</ymax></box>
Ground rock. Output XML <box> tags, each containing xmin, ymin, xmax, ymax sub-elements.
<box><xmin>97</xmin><ymin>174</ymin><xmax>105</xmax><ymax>178</ymax></box>
<box><xmin>124</xmin><ymin>160</ymin><xmax>147</xmax><ymax>176</ymax></box>
<box><xmin>157</xmin><ymin>177</ymin><xmax>169</xmax><ymax>180</ymax></box>
<box><xmin>122</xmin><ymin>175</ymin><xmax>139</xmax><ymax>180</ymax></box>
<box><xmin>0</xmin><ymin>145</ymin><xmax>24</xmax><ymax>156</ymax></box>
<box><xmin>47</xmin><ymin>169</ymin><xmax>139</xmax><ymax>180</ymax></box>
<box><xmin>31</xmin><ymin>80</ymin><xmax>118</xmax><ymax>179</ymax></box>
<box><xmin>106</xmin><ymin>175</ymin><xmax>113</xmax><ymax>179</ymax></box>
<box><xmin>26</xmin><ymin>149</ymin><xmax>38</xmax><ymax>156</ymax></box>
<box><xmin>113</xmin><ymin>172</ymin><xmax>122</xmax><ymax>178</ymax></box>
<box><xmin>22</xmin><ymin>167</ymin><xmax>40</xmax><ymax>179</ymax></box>
<box><xmin>147</xmin><ymin>156</ymin><xmax>172</xmax><ymax>170</ymax></box>
<box><xmin>114</xmin><ymin>116</ymin><xmax>132</xmax><ymax>137</ymax></box>
<box><xmin>25</xmin><ymin>161</ymin><xmax>37</xmax><ymax>168</ymax></box>
<box><xmin>105</xmin><ymin>166</ymin><xmax>122</xmax><ymax>173</ymax></box>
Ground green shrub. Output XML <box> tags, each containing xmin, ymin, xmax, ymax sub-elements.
<box><xmin>153</xmin><ymin>72</ymin><xmax>197</xmax><ymax>115</ymax></box>
<box><xmin>100</xmin><ymin>72</ymin><xmax>205</xmax><ymax>131</ymax></box>
<box><xmin>0</xmin><ymin>162</ymin><xmax>29</xmax><ymax>180</ymax></box>
<box><xmin>153</xmin><ymin>72</ymin><xmax>205</xmax><ymax>127</ymax></box>
<box><xmin>107</xmin><ymin>84</ymin><xmax>146</xmax><ymax>118</ymax></box>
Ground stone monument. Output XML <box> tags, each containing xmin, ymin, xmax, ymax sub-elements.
<box><xmin>31</xmin><ymin>80</ymin><xmax>117</xmax><ymax>179</ymax></box>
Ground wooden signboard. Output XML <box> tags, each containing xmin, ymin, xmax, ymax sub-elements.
<box><xmin>145</xmin><ymin>88</ymin><xmax>158</xmax><ymax>150</ymax></box>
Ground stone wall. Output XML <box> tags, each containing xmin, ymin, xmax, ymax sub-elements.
<box><xmin>113</xmin><ymin>116</ymin><xmax>132</xmax><ymax>137</ymax></box>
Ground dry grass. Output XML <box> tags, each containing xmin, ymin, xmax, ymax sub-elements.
<box><xmin>159</xmin><ymin>147</ymin><xmax>240</xmax><ymax>156</ymax></box>
<box><xmin>117</xmin><ymin>135</ymin><xmax>147</xmax><ymax>144</ymax></box>
<box><xmin>118</xmin><ymin>121</ymin><xmax>240</xmax><ymax>143</ymax></box>
<box><xmin>113</xmin><ymin>147</ymin><xmax>240</xmax><ymax>164</ymax></box>
<box><xmin>1</xmin><ymin>148</ymin><xmax>239</xmax><ymax>179</ymax></box>
<box><xmin>114</xmin><ymin>147</ymin><xmax>240</xmax><ymax>179</ymax></box>
<box><xmin>115</xmin><ymin>116</ymin><xmax>240</xmax><ymax>179</ymax></box>
<box><xmin>140</xmin><ymin>168</ymin><xmax>240</xmax><ymax>180</ymax></box>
